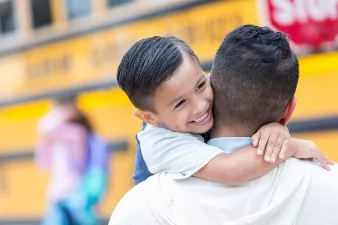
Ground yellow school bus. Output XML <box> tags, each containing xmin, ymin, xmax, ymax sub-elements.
<box><xmin>0</xmin><ymin>0</ymin><xmax>337</xmax><ymax>223</ymax></box>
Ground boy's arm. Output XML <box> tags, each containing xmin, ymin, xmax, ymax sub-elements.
<box><xmin>194</xmin><ymin>144</ymin><xmax>291</xmax><ymax>185</ymax></box>
<box><xmin>139</xmin><ymin>125</ymin><xmax>331</xmax><ymax>185</ymax></box>
<box><xmin>139</xmin><ymin>124</ymin><xmax>286</xmax><ymax>182</ymax></box>
<box><xmin>195</xmin><ymin>138</ymin><xmax>332</xmax><ymax>185</ymax></box>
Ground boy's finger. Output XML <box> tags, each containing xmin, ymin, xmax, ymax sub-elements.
<box><xmin>316</xmin><ymin>153</ymin><xmax>331</xmax><ymax>171</ymax></box>
<box><xmin>257</xmin><ymin>132</ymin><xmax>270</xmax><ymax>156</ymax></box>
<box><xmin>252</xmin><ymin>132</ymin><xmax>260</xmax><ymax>148</ymax></box>
<box><xmin>326</xmin><ymin>158</ymin><xmax>335</xmax><ymax>165</ymax></box>
<box><xmin>264</xmin><ymin>133</ymin><xmax>278</xmax><ymax>162</ymax></box>
<box><xmin>279</xmin><ymin>139</ymin><xmax>289</xmax><ymax>159</ymax></box>
<box><xmin>319</xmin><ymin>159</ymin><xmax>331</xmax><ymax>171</ymax></box>
<box><xmin>270</xmin><ymin>137</ymin><xmax>285</xmax><ymax>163</ymax></box>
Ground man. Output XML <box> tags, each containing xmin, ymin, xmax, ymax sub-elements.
<box><xmin>109</xmin><ymin>25</ymin><xmax>338</xmax><ymax>225</ymax></box>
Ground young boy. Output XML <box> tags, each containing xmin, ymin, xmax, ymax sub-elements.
<box><xmin>117</xmin><ymin>36</ymin><xmax>331</xmax><ymax>185</ymax></box>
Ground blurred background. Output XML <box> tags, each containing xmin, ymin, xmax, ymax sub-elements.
<box><xmin>0</xmin><ymin>0</ymin><xmax>337</xmax><ymax>224</ymax></box>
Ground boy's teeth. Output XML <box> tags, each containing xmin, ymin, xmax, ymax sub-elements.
<box><xmin>194</xmin><ymin>112</ymin><xmax>208</xmax><ymax>122</ymax></box>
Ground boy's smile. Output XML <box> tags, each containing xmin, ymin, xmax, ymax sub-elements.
<box><xmin>189</xmin><ymin>108</ymin><xmax>212</xmax><ymax>125</ymax></box>
<box><xmin>150</xmin><ymin>53</ymin><xmax>214</xmax><ymax>133</ymax></box>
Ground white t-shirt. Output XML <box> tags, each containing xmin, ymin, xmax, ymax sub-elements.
<box><xmin>109</xmin><ymin>137</ymin><xmax>338</xmax><ymax>225</ymax></box>
<box><xmin>137</xmin><ymin>124</ymin><xmax>223</xmax><ymax>179</ymax></box>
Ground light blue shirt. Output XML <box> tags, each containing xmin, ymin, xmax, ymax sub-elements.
<box><xmin>207</xmin><ymin>137</ymin><xmax>252</xmax><ymax>152</ymax></box>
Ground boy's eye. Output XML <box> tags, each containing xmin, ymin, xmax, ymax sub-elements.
<box><xmin>197</xmin><ymin>82</ymin><xmax>206</xmax><ymax>90</ymax></box>
<box><xmin>175</xmin><ymin>100</ymin><xmax>186</xmax><ymax>109</ymax></box>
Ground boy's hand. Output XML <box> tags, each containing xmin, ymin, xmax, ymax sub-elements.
<box><xmin>292</xmin><ymin>139</ymin><xmax>334</xmax><ymax>171</ymax></box>
<box><xmin>252</xmin><ymin>122</ymin><xmax>290</xmax><ymax>163</ymax></box>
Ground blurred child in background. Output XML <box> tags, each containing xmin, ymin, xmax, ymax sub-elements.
<box><xmin>35</xmin><ymin>95</ymin><xmax>110</xmax><ymax>225</ymax></box>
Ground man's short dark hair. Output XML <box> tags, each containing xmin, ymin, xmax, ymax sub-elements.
<box><xmin>211</xmin><ymin>25</ymin><xmax>299</xmax><ymax>131</ymax></box>
<box><xmin>117</xmin><ymin>36</ymin><xmax>199</xmax><ymax>112</ymax></box>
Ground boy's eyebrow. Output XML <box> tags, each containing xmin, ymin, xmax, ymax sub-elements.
<box><xmin>168</xmin><ymin>73</ymin><xmax>206</xmax><ymax>107</ymax></box>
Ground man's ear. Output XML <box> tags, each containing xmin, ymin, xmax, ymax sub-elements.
<box><xmin>134</xmin><ymin>109</ymin><xmax>160</xmax><ymax>127</ymax></box>
<box><xmin>280</xmin><ymin>96</ymin><xmax>297</xmax><ymax>126</ymax></box>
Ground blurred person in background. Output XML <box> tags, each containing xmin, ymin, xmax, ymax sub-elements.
<box><xmin>35</xmin><ymin>95</ymin><xmax>110</xmax><ymax>225</ymax></box>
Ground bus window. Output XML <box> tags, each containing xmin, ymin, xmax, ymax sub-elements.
<box><xmin>30</xmin><ymin>0</ymin><xmax>52</xmax><ymax>29</ymax></box>
<box><xmin>66</xmin><ymin>0</ymin><xmax>90</xmax><ymax>20</ymax></box>
<box><xmin>107</xmin><ymin>0</ymin><xmax>133</xmax><ymax>8</ymax></box>
<box><xmin>0</xmin><ymin>0</ymin><xmax>15</xmax><ymax>35</ymax></box>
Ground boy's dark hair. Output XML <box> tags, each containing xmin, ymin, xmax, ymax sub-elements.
<box><xmin>211</xmin><ymin>25</ymin><xmax>299</xmax><ymax>131</ymax></box>
<box><xmin>117</xmin><ymin>36</ymin><xmax>199</xmax><ymax>112</ymax></box>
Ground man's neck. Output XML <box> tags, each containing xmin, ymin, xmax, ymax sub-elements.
<box><xmin>210</xmin><ymin>123</ymin><xmax>255</xmax><ymax>139</ymax></box>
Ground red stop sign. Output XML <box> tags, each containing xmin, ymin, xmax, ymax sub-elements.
<box><xmin>258</xmin><ymin>0</ymin><xmax>338</xmax><ymax>53</ymax></box>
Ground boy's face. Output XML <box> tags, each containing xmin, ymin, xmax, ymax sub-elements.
<box><xmin>139</xmin><ymin>54</ymin><xmax>214</xmax><ymax>133</ymax></box>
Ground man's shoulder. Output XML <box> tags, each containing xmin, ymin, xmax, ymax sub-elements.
<box><xmin>109</xmin><ymin>174</ymin><xmax>168</xmax><ymax>225</ymax></box>
<box><xmin>114</xmin><ymin>174</ymin><xmax>161</xmax><ymax>204</ymax></box>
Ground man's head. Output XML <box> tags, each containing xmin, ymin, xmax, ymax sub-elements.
<box><xmin>117</xmin><ymin>36</ymin><xmax>214</xmax><ymax>133</ymax></box>
<box><xmin>211</xmin><ymin>25</ymin><xmax>299</xmax><ymax>133</ymax></box>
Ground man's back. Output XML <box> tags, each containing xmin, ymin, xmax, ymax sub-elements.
<box><xmin>163</xmin><ymin>157</ymin><xmax>311</xmax><ymax>225</ymax></box>
<box><xmin>109</xmin><ymin>135</ymin><xmax>315</xmax><ymax>225</ymax></box>
<box><xmin>296</xmin><ymin>161</ymin><xmax>338</xmax><ymax>225</ymax></box>
<box><xmin>110</xmin><ymin>157</ymin><xmax>338</xmax><ymax>225</ymax></box>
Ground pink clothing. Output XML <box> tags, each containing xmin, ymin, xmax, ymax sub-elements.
<box><xmin>35</xmin><ymin>120</ymin><xmax>88</xmax><ymax>201</ymax></box>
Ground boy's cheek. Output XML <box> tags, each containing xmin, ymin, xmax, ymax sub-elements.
<box><xmin>164</xmin><ymin>115</ymin><xmax>189</xmax><ymax>132</ymax></box>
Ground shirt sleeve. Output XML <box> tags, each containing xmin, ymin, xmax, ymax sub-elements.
<box><xmin>138</xmin><ymin>125</ymin><xmax>223</xmax><ymax>179</ymax></box>
<box><xmin>35</xmin><ymin>136</ymin><xmax>52</xmax><ymax>171</ymax></box>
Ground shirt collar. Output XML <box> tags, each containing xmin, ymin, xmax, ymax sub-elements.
<box><xmin>207</xmin><ymin>137</ymin><xmax>252</xmax><ymax>153</ymax></box>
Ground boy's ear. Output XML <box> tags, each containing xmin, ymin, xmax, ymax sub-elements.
<box><xmin>134</xmin><ymin>109</ymin><xmax>160</xmax><ymax>127</ymax></box>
